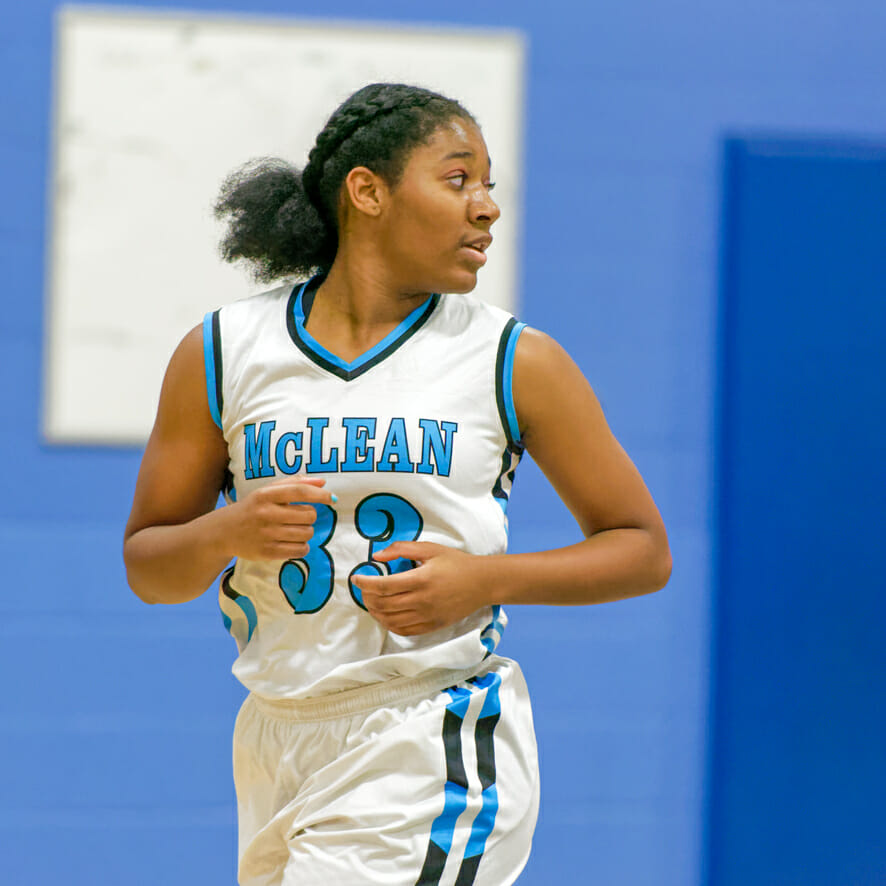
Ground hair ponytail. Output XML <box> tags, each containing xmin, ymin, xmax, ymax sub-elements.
<box><xmin>214</xmin><ymin>158</ymin><xmax>335</xmax><ymax>282</ymax></box>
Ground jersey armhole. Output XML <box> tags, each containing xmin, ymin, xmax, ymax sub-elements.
<box><xmin>202</xmin><ymin>310</ymin><xmax>223</xmax><ymax>430</ymax></box>
<box><xmin>495</xmin><ymin>318</ymin><xmax>527</xmax><ymax>452</ymax></box>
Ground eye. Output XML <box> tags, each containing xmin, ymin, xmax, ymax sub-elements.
<box><xmin>485</xmin><ymin>181</ymin><xmax>496</xmax><ymax>192</ymax></box>
<box><xmin>447</xmin><ymin>173</ymin><xmax>467</xmax><ymax>188</ymax></box>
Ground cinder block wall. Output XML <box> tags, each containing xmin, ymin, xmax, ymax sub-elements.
<box><xmin>2</xmin><ymin>2</ymin><xmax>884</xmax><ymax>883</ymax></box>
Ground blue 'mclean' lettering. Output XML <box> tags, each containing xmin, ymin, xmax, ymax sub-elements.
<box><xmin>241</xmin><ymin>417</ymin><xmax>458</xmax><ymax>480</ymax></box>
<box><xmin>275</xmin><ymin>431</ymin><xmax>303</xmax><ymax>474</ymax></box>
<box><xmin>342</xmin><ymin>418</ymin><xmax>377</xmax><ymax>471</ymax></box>
<box><xmin>377</xmin><ymin>417</ymin><xmax>414</xmax><ymax>473</ymax></box>
<box><xmin>244</xmin><ymin>421</ymin><xmax>276</xmax><ymax>479</ymax></box>
<box><xmin>306</xmin><ymin>418</ymin><xmax>340</xmax><ymax>473</ymax></box>
<box><xmin>417</xmin><ymin>419</ymin><xmax>458</xmax><ymax>476</ymax></box>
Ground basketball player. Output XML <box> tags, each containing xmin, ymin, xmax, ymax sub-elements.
<box><xmin>123</xmin><ymin>83</ymin><xmax>671</xmax><ymax>886</ymax></box>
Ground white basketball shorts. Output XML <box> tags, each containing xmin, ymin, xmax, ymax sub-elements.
<box><xmin>233</xmin><ymin>655</ymin><xmax>540</xmax><ymax>886</ymax></box>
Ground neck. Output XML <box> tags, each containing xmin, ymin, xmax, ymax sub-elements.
<box><xmin>304</xmin><ymin>242</ymin><xmax>432</xmax><ymax>362</ymax></box>
<box><xmin>314</xmin><ymin>239</ymin><xmax>431</xmax><ymax>328</ymax></box>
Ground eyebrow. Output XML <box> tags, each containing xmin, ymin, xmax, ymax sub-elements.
<box><xmin>441</xmin><ymin>150</ymin><xmax>493</xmax><ymax>167</ymax></box>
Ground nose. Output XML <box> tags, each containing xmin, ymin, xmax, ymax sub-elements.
<box><xmin>469</xmin><ymin>186</ymin><xmax>501</xmax><ymax>226</ymax></box>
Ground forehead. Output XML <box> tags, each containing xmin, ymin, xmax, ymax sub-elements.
<box><xmin>408</xmin><ymin>117</ymin><xmax>491</xmax><ymax>169</ymax></box>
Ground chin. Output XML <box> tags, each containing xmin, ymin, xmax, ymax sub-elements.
<box><xmin>441</xmin><ymin>270</ymin><xmax>480</xmax><ymax>295</ymax></box>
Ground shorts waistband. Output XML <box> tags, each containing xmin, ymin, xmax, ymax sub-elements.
<box><xmin>250</xmin><ymin>663</ymin><xmax>491</xmax><ymax>723</ymax></box>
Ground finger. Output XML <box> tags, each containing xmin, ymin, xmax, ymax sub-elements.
<box><xmin>360</xmin><ymin>581</ymin><xmax>419</xmax><ymax>609</ymax></box>
<box><xmin>266</xmin><ymin>476</ymin><xmax>327</xmax><ymax>489</ymax></box>
<box><xmin>351</xmin><ymin>570</ymin><xmax>420</xmax><ymax>596</ymax></box>
<box><xmin>272</xmin><ymin>504</ymin><xmax>317</xmax><ymax>524</ymax></box>
<box><xmin>383</xmin><ymin>619</ymin><xmax>437</xmax><ymax>637</ymax></box>
<box><xmin>372</xmin><ymin>541</ymin><xmax>438</xmax><ymax>563</ymax></box>
<box><xmin>270</xmin><ymin>524</ymin><xmax>314</xmax><ymax>544</ymax></box>
<box><xmin>363</xmin><ymin>595</ymin><xmax>418</xmax><ymax>618</ymax></box>
<box><xmin>261</xmin><ymin>480</ymin><xmax>337</xmax><ymax>506</ymax></box>
<box><xmin>253</xmin><ymin>540</ymin><xmax>310</xmax><ymax>561</ymax></box>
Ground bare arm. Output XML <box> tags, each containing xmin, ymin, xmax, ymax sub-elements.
<box><xmin>479</xmin><ymin>327</ymin><xmax>672</xmax><ymax>605</ymax></box>
<box><xmin>353</xmin><ymin>327</ymin><xmax>671</xmax><ymax>633</ymax></box>
<box><xmin>123</xmin><ymin>326</ymin><xmax>333</xmax><ymax>604</ymax></box>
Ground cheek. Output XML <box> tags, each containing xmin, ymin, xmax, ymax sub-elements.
<box><xmin>391</xmin><ymin>189</ymin><xmax>460</xmax><ymax>250</ymax></box>
<box><xmin>390</xmin><ymin>217</ymin><xmax>448</xmax><ymax>267</ymax></box>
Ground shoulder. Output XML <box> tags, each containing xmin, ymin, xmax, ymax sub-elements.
<box><xmin>210</xmin><ymin>280</ymin><xmax>301</xmax><ymax>365</ymax></box>
<box><xmin>163</xmin><ymin>319</ymin><xmax>220</xmax><ymax>400</ymax></box>
<box><xmin>168</xmin><ymin>323</ymin><xmax>206</xmax><ymax>380</ymax></box>
<box><xmin>512</xmin><ymin>327</ymin><xmax>602</xmax><ymax>444</ymax></box>
<box><xmin>214</xmin><ymin>280</ymin><xmax>298</xmax><ymax>324</ymax></box>
<box><xmin>436</xmin><ymin>292</ymin><xmax>519</xmax><ymax>338</ymax></box>
<box><xmin>514</xmin><ymin>325</ymin><xmax>571</xmax><ymax>370</ymax></box>
<box><xmin>149</xmin><ymin>323</ymin><xmax>222</xmax><ymax>439</ymax></box>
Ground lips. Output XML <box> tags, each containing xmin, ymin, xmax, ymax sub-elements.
<box><xmin>460</xmin><ymin>234</ymin><xmax>492</xmax><ymax>265</ymax></box>
<box><xmin>462</xmin><ymin>234</ymin><xmax>493</xmax><ymax>254</ymax></box>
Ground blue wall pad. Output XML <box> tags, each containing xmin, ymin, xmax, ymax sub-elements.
<box><xmin>709</xmin><ymin>138</ymin><xmax>886</xmax><ymax>886</ymax></box>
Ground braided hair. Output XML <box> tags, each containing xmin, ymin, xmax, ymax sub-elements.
<box><xmin>214</xmin><ymin>83</ymin><xmax>476</xmax><ymax>282</ymax></box>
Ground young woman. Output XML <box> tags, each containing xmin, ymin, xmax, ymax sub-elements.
<box><xmin>124</xmin><ymin>82</ymin><xmax>671</xmax><ymax>886</ymax></box>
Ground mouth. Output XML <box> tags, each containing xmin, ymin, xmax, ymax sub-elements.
<box><xmin>460</xmin><ymin>235</ymin><xmax>492</xmax><ymax>265</ymax></box>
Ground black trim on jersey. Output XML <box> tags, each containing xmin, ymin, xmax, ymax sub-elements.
<box><xmin>286</xmin><ymin>279</ymin><xmax>441</xmax><ymax>382</ymax></box>
<box><xmin>222</xmin><ymin>469</ymin><xmax>237</xmax><ymax>503</ymax></box>
<box><xmin>494</xmin><ymin>317</ymin><xmax>524</xmax><ymax>454</ymax></box>
<box><xmin>302</xmin><ymin>279</ymin><xmax>319</xmax><ymax>319</ymax></box>
<box><xmin>211</xmin><ymin>309</ymin><xmax>224</xmax><ymax>420</ymax></box>
<box><xmin>491</xmin><ymin>447</ymin><xmax>513</xmax><ymax>509</ymax></box>
<box><xmin>220</xmin><ymin>567</ymin><xmax>240</xmax><ymax>601</ymax></box>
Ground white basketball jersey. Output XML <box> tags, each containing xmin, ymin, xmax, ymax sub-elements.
<box><xmin>203</xmin><ymin>276</ymin><xmax>526</xmax><ymax>699</ymax></box>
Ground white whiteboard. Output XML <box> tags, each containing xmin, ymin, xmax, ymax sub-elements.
<box><xmin>45</xmin><ymin>6</ymin><xmax>526</xmax><ymax>444</ymax></box>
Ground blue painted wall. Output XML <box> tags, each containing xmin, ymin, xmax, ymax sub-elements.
<box><xmin>710</xmin><ymin>139</ymin><xmax>886</xmax><ymax>886</ymax></box>
<box><xmin>2</xmin><ymin>2</ymin><xmax>884</xmax><ymax>884</ymax></box>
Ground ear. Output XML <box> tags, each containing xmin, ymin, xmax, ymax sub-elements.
<box><xmin>342</xmin><ymin>166</ymin><xmax>388</xmax><ymax>218</ymax></box>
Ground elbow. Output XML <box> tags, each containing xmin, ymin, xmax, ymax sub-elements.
<box><xmin>646</xmin><ymin>531</ymin><xmax>672</xmax><ymax>593</ymax></box>
<box><xmin>651</xmin><ymin>547</ymin><xmax>673</xmax><ymax>592</ymax></box>
<box><xmin>123</xmin><ymin>539</ymin><xmax>160</xmax><ymax>605</ymax></box>
<box><xmin>628</xmin><ymin>526</ymin><xmax>671</xmax><ymax>596</ymax></box>
<box><xmin>123</xmin><ymin>540</ymin><xmax>209</xmax><ymax>606</ymax></box>
<box><xmin>129</xmin><ymin>582</ymin><xmax>161</xmax><ymax>605</ymax></box>
<box><xmin>124</xmin><ymin>563</ymin><xmax>160</xmax><ymax>605</ymax></box>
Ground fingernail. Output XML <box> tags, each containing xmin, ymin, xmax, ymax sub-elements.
<box><xmin>330</xmin><ymin>493</ymin><xmax>338</xmax><ymax>503</ymax></box>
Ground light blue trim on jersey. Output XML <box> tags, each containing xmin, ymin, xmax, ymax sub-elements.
<box><xmin>202</xmin><ymin>312</ymin><xmax>222</xmax><ymax>429</ymax></box>
<box><xmin>238</xmin><ymin>596</ymin><xmax>258</xmax><ymax>642</ymax></box>
<box><xmin>293</xmin><ymin>280</ymin><xmax>435</xmax><ymax>373</ymax></box>
<box><xmin>491</xmin><ymin>446</ymin><xmax>521</xmax><ymax>519</ymax></box>
<box><xmin>480</xmin><ymin>604</ymin><xmax>505</xmax><ymax>653</ymax></box>
<box><xmin>502</xmin><ymin>321</ymin><xmax>527</xmax><ymax>445</ymax></box>
<box><xmin>221</xmin><ymin>568</ymin><xmax>258</xmax><ymax>648</ymax></box>
<box><xmin>226</xmin><ymin>595</ymin><xmax>257</xmax><ymax>643</ymax></box>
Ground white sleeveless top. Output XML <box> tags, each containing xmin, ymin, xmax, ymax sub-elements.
<box><xmin>203</xmin><ymin>277</ymin><xmax>526</xmax><ymax>699</ymax></box>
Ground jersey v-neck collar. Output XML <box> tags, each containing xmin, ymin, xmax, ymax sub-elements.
<box><xmin>286</xmin><ymin>276</ymin><xmax>441</xmax><ymax>382</ymax></box>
